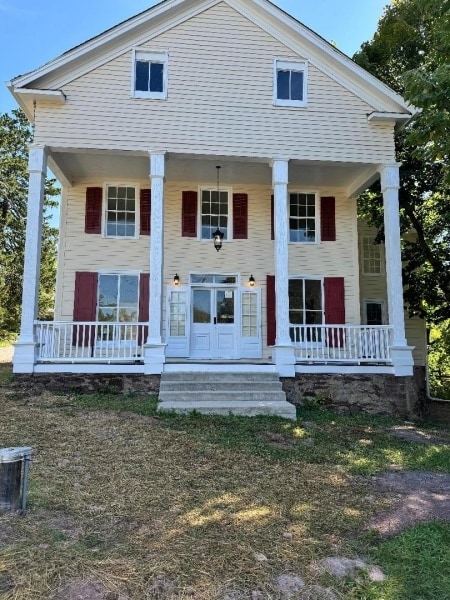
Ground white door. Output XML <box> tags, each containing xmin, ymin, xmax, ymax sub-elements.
<box><xmin>191</xmin><ymin>288</ymin><xmax>236</xmax><ymax>358</ymax></box>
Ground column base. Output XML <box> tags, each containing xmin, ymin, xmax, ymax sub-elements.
<box><xmin>143</xmin><ymin>343</ymin><xmax>166</xmax><ymax>375</ymax></box>
<box><xmin>13</xmin><ymin>342</ymin><xmax>38</xmax><ymax>374</ymax></box>
<box><xmin>273</xmin><ymin>345</ymin><xmax>296</xmax><ymax>377</ymax></box>
<box><xmin>391</xmin><ymin>345</ymin><xmax>415</xmax><ymax>376</ymax></box>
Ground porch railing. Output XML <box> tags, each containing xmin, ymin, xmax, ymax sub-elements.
<box><xmin>35</xmin><ymin>321</ymin><xmax>148</xmax><ymax>362</ymax></box>
<box><xmin>290</xmin><ymin>324</ymin><xmax>393</xmax><ymax>363</ymax></box>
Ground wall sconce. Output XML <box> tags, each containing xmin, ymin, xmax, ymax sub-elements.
<box><xmin>173</xmin><ymin>273</ymin><xmax>180</xmax><ymax>286</ymax></box>
<box><xmin>249</xmin><ymin>274</ymin><xmax>255</xmax><ymax>287</ymax></box>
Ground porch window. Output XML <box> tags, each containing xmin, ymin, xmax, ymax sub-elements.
<box><xmin>241</xmin><ymin>292</ymin><xmax>258</xmax><ymax>337</ymax></box>
<box><xmin>289</xmin><ymin>278</ymin><xmax>323</xmax><ymax>342</ymax></box>
<box><xmin>289</xmin><ymin>193</ymin><xmax>317</xmax><ymax>242</ymax></box>
<box><xmin>274</xmin><ymin>60</ymin><xmax>307</xmax><ymax>107</ymax></box>
<box><xmin>106</xmin><ymin>186</ymin><xmax>137</xmax><ymax>238</ymax></box>
<box><xmin>362</xmin><ymin>236</ymin><xmax>384</xmax><ymax>275</ymax></box>
<box><xmin>169</xmin><ymin>291</ymin><xmax>187</xmax><ymax>336</ymax></box>
<box><xmin>200</xmin><ymin>189</ymin><xmax>229</xmax><ymax>241</ymax></box>
<box><xmin>132</xmin><ymin>50</ymin><xmax>167</xmax><ymax>99</ymax></box>
<box><xmin>97</xmin><ymin>274</ymin><xmax>139</xmax><ymax>341</ymax></box>
<box><xmin>364</xmin><ymin>300</ymin><xmax>385</xmax><ymax>325</ymax></box>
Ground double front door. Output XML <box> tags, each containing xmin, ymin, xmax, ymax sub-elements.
<box><xmin>191</xmin><ymin>288</ymin><xmax>236</xmax><ymax>358</ymax></box>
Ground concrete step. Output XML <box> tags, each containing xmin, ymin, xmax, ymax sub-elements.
<box><xmin>160</xmin><ymin>380</ymin><xmax>283</xmax><ymax>392</ymax></box>
<box><xmin>157</xmin><ymin>400</ymin><xmax>297</xmax><ymax>420</ymax></box>
<box><xmin>160</xmin><ymin>371</ymin><xmax>281</xmax><ymax>383</ymax></box>
<box><xmin>158</xmin><ymin>390</ymin><xmax>287</xmax><ymax>403</ymax></box>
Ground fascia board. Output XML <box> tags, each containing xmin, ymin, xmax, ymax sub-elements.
<box><xmin>12</xmin><ymin>0</ymin><xmax>220</xmax><ymax>90</ymax></box>
<box><xmin>227</xmin><ymin>0</ymin><xmax>416</xmax><ymax>115</ymax></box>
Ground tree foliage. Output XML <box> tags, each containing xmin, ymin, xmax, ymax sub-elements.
<box><xmin>353</xmin><ymin>0</ymin><xmax>450</xmax><ymax>325</ymax></box>
<box><xmin>0</xmin><ymin>109</ymin><xmax>58</xmax><ymax>337</ymax></box>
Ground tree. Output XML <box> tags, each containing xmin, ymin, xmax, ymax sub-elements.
<box><xmin>353</xmin><ymin>0</ymin><xmax>450</xmax><ymax>324</ymax></box>
<box><xmin>0</xmin><ymin>109</ymin><xmax>58</xmax><ymax>338</ymax></box>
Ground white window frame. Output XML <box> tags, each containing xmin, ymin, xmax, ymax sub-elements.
<box><xmin>288</xmin><ymin>190</ymin><xmax>320</xmax><ymax>244</ymax></box>
<box><xmin>103</xmin><ymin>183</ymin><xmax>140</xmax><ymax>240</ymax></box>
<box><xmin>273</xmin><ymin>59</ymin><xmax>308</xmax><ymax>107</ymax></box>
<box><xmin>131</xmin><ymin>48</ymin><xmax>168</xmax><ymax>100</ymax></box>
<box><xmin>363</xmin><ymin>299</ymin><xmax>386</xmax><ymax>326</ymax></box>
<box><xmin>289</xmin><ymin>275</ymin><xmax>325</xmax><ymax>347</ymax></box>
<box><xmin>361</xmin><ymin>236</ymin><xmax>385</xmax><ymax>276</ymax></box>
<box><xmin>198</xmin><ymin>186</ymin><xmax>233</xmax><ymax>243</ymax></box>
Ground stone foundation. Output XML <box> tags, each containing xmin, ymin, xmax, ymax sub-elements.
<box><xmin>11</xmin><ymin>373</ymin><xmax>161</xmax><ymax>396</ymax></box>
<box><xmin>282</xmin><ymin>367</ymin><xmax>426</xmax><ymax>420</ymax></box>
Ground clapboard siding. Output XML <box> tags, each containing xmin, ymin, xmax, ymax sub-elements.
<box><xmin>33</xmin><ymin>2</ymin><xmax>395</xmax><ymax>163</ymax></box>
<box><xmin>56</xmin><ymin>179</ymin><xmax>361</xmax><ymax>359</ymax></box>
<box><xmin>357</xmin><ymin>220</ymin><xmax>427</xmax><ymax>365</ymax></box>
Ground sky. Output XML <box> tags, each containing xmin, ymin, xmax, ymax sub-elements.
<box><xmin>0</xmin><ymin>0</ymin><xmax>390</xmax><ymax>113</ymax></box>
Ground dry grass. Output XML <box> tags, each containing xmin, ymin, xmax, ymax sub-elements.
<box><xmin>0</xmin><ymin>366</ymin><xmax>449</xmax><ymax>599</ymax></box>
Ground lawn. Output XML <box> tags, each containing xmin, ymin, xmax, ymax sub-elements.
<box><xmin>0</xmin><ymin>364</ymin><xmax>449</xmax><ymax>599</ymax></box>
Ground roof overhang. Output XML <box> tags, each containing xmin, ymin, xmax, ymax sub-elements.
<box><xmin>7</xmin><ymin>84</ymin><xmax>66</xmax><ymax>121</ymax></box>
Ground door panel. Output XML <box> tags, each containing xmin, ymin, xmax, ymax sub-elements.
<box><xmin>190</xmin><ymin>288</ymin><xmax>236</xmax><ymax>358</ymax></box>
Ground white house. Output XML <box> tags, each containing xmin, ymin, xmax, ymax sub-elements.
<box><xmin>8</xmin><ymin>0</ymin><xmax>426</xmax><ymax>417</ymax></box>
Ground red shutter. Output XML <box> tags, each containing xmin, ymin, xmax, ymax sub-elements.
<box><xmin>324</xmin><ymin>277</ymin><xmax>345</xmax><ymax>347</ymax></box>
<box><xmin>73</xmin><ymin>272</ymin><xmax>98</xmax><ymax>346</ymax></box>
<box><xmin>138</xmin><ymin>273</ymin><xmax>150</xmax><ymax>346</ymax></box>
<box><xmin>85</xmin><ymin>187</ymin><xmax>102</xmax><ymax>234</ymax></box>
<box><xmin>233</xmin><ymin>193</ymin><xmax>248</xmax><ymax>239</ymax></box>
<box><xmin>271</xmin><ymin>194</ymin><xmax>275</xmax><ymax>240</ymax></box>
<box><xmin>321</xmin><ymin>196</ymin><xmax>336</xmax><ymax>242</ymax></box>
<box><xmin>182</xmin><ymin>191</ymin><xmax>198</xmax><ymax>237</ymax></box>
<box><xmin>140</xmin><ymin>189</ymin><xmax>151</xmax><ymax>235</ymax></box>
<box><xmin>267</xmin><ymin>275</ymin><xmax>276</xmax><ymax>346</ymax></box>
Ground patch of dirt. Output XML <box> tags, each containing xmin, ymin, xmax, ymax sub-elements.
<box><xmin>32</xmin><ymin>509</ymin><xmax>85</xmax><ymax>541</ymax></box>
<box><xmin>146</xmin><ymin>574</ymin><xmax>176</xmax><ymax>598</ymax></box>
<box><xmin>52</xmin><ymin>579</ymin><xmax>129</xmax><ymax>600</ymax></box>
<box><xmin>311</xmin><ymin>557</ymin><xmax>385</xmax><ymax>582</ymax></box>
<box><xmin>366</xmin><ymin>470</ymin><xmax>450</xmax><ymax>536</ymax></box>
<box><xmin>389</xmin><ymin>425</ymin><xmax>450</xmax><ymax>445</ymax></box>
<box><xmin>0</xmin><ymin>517</ymin><xmax>18</xmax><ymax>546</ymax></box>
<box><xmin>258</xmin><ymin>431</ymin><xmax>294</xmax><ymax>449</ymax></box>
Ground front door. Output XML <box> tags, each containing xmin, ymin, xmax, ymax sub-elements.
<box><xmin>191</xmin><ymin>288</ymin><xmax>236</xmax><ymax>358</ymax></box>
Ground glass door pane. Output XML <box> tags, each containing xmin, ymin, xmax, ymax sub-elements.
<box><xmin>216</xmin><ymin>290</ymin><xmax>234</xmax><ymax>324</ymax></box>
<box><xmin>193</xmin><ymin>290</ymin><xmax>211</xmax><ymax>323</ymax></box>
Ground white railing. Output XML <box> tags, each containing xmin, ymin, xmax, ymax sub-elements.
<box><xmin>290</xmin><ymin>324</ymin><xmax>393</xmax><ymax>363</ymax></box>
<box><xmin>35</xmin><ymin>321</ymin><xmax>148</xmax><ymax>362</ymax></box>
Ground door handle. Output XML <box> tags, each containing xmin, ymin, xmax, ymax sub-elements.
<box><xmin>214</xmin><ymin>317</ymin><xmax>217</xmax><ymax>325</ymax></box>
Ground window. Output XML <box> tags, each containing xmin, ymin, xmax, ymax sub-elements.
<box><xmin>289</xmin><ymin>278</ymin><xmax>323</xmax><ymax>343</ymax></box>
<box><xmin>362</xmin><ymin>236</ymin><xmax>384</xmax><ymax>275</ymax></box>
<box><xmin>200</xmin><ymin>189</ymin><xmax>229</xmax><ymax>241</ymax></box>
<box><xmin>105</xmin><ymin>185</ymin><xmax>137</xmax><ymax>238</ymax></box>
<box><xmin>97</xmin><ymin>274</ymin><xmax>139</xmax><ymax>323</ymax></box>
<box><xmin>132</xmin><ymin>50</ymin><xmax>167</xmax><ymax>99</ymax></box>
<box><xmin>364</xmin><ymin>300</ymin><xmax>385</xmax><ymax>325</ymax></box>
<box><xmin>274</xmin><ymin>60</ymin><xmax>307</xmax><ymax>107</ymax></box>
<box><xmin>169</xmin><ymin>291</ymin><xmax>187</xmax><ymax>337</ymax></box>
<box><xmin>242</xmin><ymin>292</ymin><xmax>258</xmax><ymax>338</ymax></box>
<box><xmin>289</xmin><ymin>192</ymin><xmax>317</xmax><ymax>242</ymax></box>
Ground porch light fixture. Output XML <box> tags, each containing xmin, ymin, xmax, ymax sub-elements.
<box><xmin>212</xmin><ymin>165</ymin><xmax>224</xmax><ymax>252</ymax></box>
<box><xmin>249</xmin><ymin>274</ymin><xmax>255</xmax><ymax>287</ymax></box>
<box><xmin>173</xmin><ymin>273</ymin><xmax>180</xmax><ymax>286</ymax></box>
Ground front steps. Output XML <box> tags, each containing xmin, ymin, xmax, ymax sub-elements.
<box><xmin>157</xmin><ymin>371</ymin><xmax>297</xmax><ymax>420</ymax></box>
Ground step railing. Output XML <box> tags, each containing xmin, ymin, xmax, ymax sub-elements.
<box><xmin>290</xmin><ymin>324</ymin><xmax>393</xmax><ymax>363</ymax></box>
<box><xmin>35</xmin><ymin>321</ymin><xmax>148</xmax><ymax>362</ymax></box>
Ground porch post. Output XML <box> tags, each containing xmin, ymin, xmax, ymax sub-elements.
<box><xmin>13</xmin><ymin>145</ymin><xmax>48</xmax><ymax>373</ymax></box>
<box><xmin>144</xmin><ymin>151</ymin><xmax>166</xmax><ymax>374</ymax></box>
<box><xmin>271</xmin><ymin>158</ymin><xmax>295</xmax><ymax>377</ymax></box>
<box><xmin>379</xmin><ymin>164</ymin><xmax>414</xmax><ymax>376</ymax></box>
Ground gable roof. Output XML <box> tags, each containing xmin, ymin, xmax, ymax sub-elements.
<box><xmin>8</xmin><ymin>0</ymin><xmax>416</xmax><ymax>121</ymax></box>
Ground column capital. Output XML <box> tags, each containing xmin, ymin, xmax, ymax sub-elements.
<box><xmin>149</xmin><ymin>152</ymin><xmax>166</xmax><ymax>179</ymax></box>
<box><xmin>378</xmin><ymin>163</ymin><xmax>401</xmax><ymax>192</ymax></box>
<box><xmin>28</xmin><ymin>145</ymin><xmax>48</xmax><ymax>174</ymax></box>
<box><xmin>271</xmin><ymin>158</ymin><xmax>289</xmax><ymax>186</ymax></box>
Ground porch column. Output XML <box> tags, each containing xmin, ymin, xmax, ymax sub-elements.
<box><xmin>144</xmin><ymin>151</ymin><xmax>166</xmax><ymax>374</ymax></box>
<box><xmin>379</xmin><ymin>164</ymin><xmax>414</xmax><ymax>376</ymax></box>
<box><xmin>13</xmin><ymin>145</ymin><xmax>48</xmax><ymax>373</ymax></box>
<box><xmin>271</xmin><ymin>158</ymin><xmax>295</xmax><ymax>377</ymax></box>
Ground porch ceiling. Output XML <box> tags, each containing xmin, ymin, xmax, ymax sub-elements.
<box><xmin>49</xmin><ymin>149</ymin><xmax>379</xmax><ymax>195</ymax></box>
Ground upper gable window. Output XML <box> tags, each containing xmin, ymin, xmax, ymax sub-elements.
<box><xmin>274</xmin><ymin>60</ymin><xmax>307</xmax><ymax>107</ymax></box>
<box><xmin>132</xmin><ymin>49</ymin><xmax>168</xmax><ymax>99</ymax></box>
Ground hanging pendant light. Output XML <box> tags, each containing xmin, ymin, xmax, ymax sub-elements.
<box><xmin>212</xmin><ymin>165</ymin><xmax>224</xmax><ymax>252</ymax></box>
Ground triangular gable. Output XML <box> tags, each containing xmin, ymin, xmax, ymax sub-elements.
<box><xmin>9</xmin><ymin>0</ymin><xmax>415</xmax><ymax>118</ymax></box>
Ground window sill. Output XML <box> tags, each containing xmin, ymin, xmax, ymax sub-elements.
<box><xmin>274</xmin><ymin>99</ymin><xmax>307</xmax><ymax>108</ymax></box>
<box><xmin>132</xmin><ymin>92</ymin><xmax>167</xmax><ymax>100</ymax></box>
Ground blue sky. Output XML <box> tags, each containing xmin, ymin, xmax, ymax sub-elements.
<box><xmin>1</xmin><ymin>0</ymin><xmax>390</xmax><ymax>113</ymax></box>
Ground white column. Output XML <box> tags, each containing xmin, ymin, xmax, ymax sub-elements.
<box><xmin>271</xmin><ymin>158</ymin><xmax>295</xmax><ymax>377</ymax></box>
<box><xmin>380</xmin><ymin>164</ymin><xmax>414</xmax><ymax>375</ymax></box>
<box><xmin>13</xmin><ymin>145</ymin><xmax>48</xmax><ymax>373</ymax></box>
<box><xmin>144</xmin><ymin>151</ymin><xmax>166</xmax><ymax>373</ymax></box>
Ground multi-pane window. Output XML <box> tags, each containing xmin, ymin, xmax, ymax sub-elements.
<box><xmin>97</xmin><ymin>274</ymin><xmax>139</xmax><ymax>323</ymax></box>
<box><xmin>241</xmin><ymin>292</ymin><xmax>258</xmax><ymax>338</ymax></box>
<box><xmin>133</xmin><ymin>50</ymin><xmax>167</xmax><ymax>99</ymax></box>
<box><xmin>200</xmin><ymin>190</ymin><xmax>229</xmax><ymax>241</ymax></box>
<box><xmin>365</xmin><ymin>301</ymin><xmax>384</xmax><ymax>325</ymax></box>
<box><xmin>362</xmin><ymin>236</ymin><xmax>383</xmax><ymax>275</ymax></box>
<box><xmin>289</xmin><ymin>193</ymin><xmax>317</xmax><ymax>242</ymax></box>
<box><xmin>169</xmin><ymin>291</ymin><xmax>187</xmax><ymax>337</ymax></box>
<box><xmin>274</xmin><ymin>60</ymin><xmax>307</xmax><ymax>106</ymax></box>
<box><xmin>289</xmin><ymin>279</ymin><xmax>323</xmax><ymax>325</ymax></box>
<box><xmin>106</xmin><ymin>186</ymin><xmax>136</xmax><ymax>238</ymax></box>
